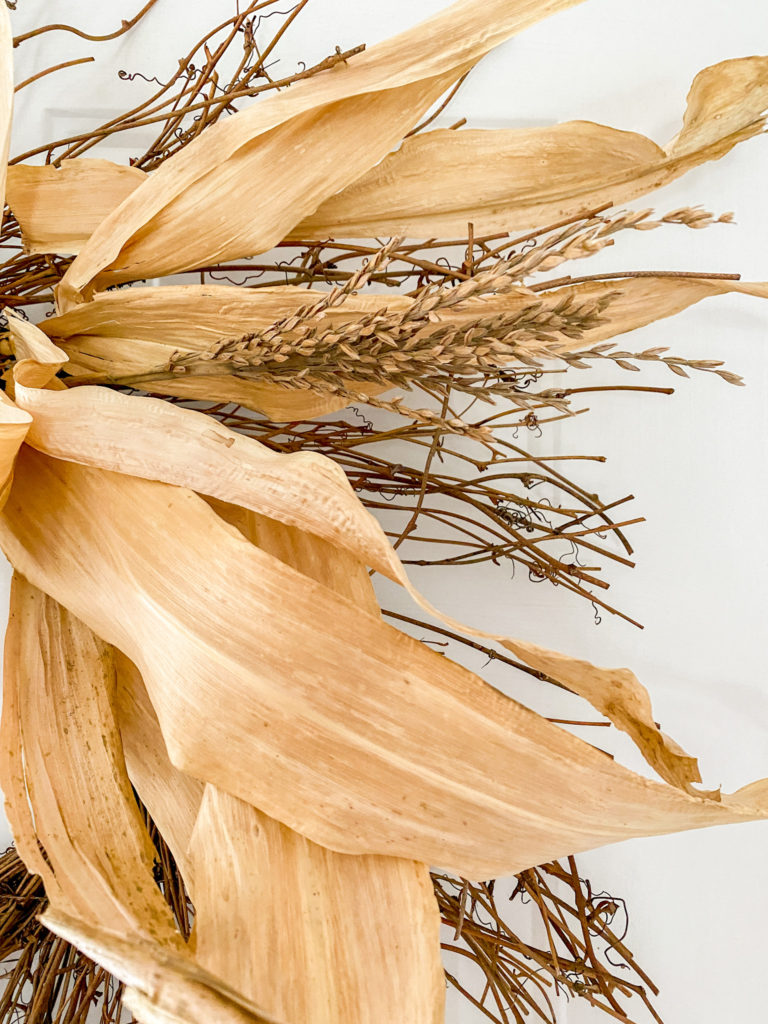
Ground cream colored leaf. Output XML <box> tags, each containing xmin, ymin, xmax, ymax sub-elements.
<box><xmin>0</xmin><ymin>574</ymin><xmax>182</xmax><ymax>942</ymax></box>
<box><xmin>189</xmin><ymin>501</ymin><xmax>443</xmax><ymax>1023</ymax></box>
<box><xmin>293</xmin><ymin>58</ymin><xmax>768</xmax><ymax>239</ymax></box>
<box><xmin>40</xmin><ymin>912</ymin><xmax>282</xmax><ymax>1024</ymax></box>
<box><xmin>295</xmin><ymin>122</ymin><xmax>666</xmax><ymax>240</ymax></box>
<box><xmin>189</xmin><ymin>786</ymin><xmax>444</xmax><ymax>1024</ymax></box>
<box><xmin>525</xmin><ymin>276</ymin><xmax>768</xmax><ymax>352</ymax></box>
<box><xmin>668</xmin><ymin>57</ymin><xmax>768</xmax><ymax>158</ymax></box>
<box><xmin>56</xmin><ymin>0</ymin><xmax>591</xmax><ymax>306</ymax></box>
<box><xmin>15</xmin><ymin>369</ymin><xmax>403</xmax><ymax>582</ymax></box>
<box><xmin>1</xmin><ymin>448</ymin><xmax>766</xmax><ymax>880</ymax></box>
<box><xmin>5</xmin><ymin>306</ymin><xmax>67</xmax><ymax>392</ymax></box>
<box><xmin>6</xmin><ymin>160</ymin><xmax>146</xmax><ymax>255</ymax></box>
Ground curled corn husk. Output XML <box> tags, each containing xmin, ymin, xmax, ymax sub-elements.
<box><xmin>118</xmin><ymin>659</ymin><xmax>445</xmax><ymax>1024</ymax></box>
<box><xmin>1</xmin><ymin>423</ymin><xmax>767</xmax><ymax>878</ymax></box>
<box><xmin>6</xmin><ymin>160</ymin><xmax>146</xmax><ymax>255</ymax></box>
<box><xmin>55</xmin><ymin>0</ymin><xmax>592</xmax><ymax>306</ymax></box>
<box><xmin>0</xmin><ymin>578</ymin><xmax>272</xmax><ymax>1024</ymax></box>
<box><xmin>0</xmin><ymin>575</ymin><xmax>182</xmax><ymax>943</ymax></box>
<box><xmin>190</xmin><ymin>507</ymin><xmax>443</xmax><ymax>1023</ymax></box>
<box><xmin>292</xmin><ymin>57</ymin><xmax>768</xmax><ymax>239</ymax></box>
<box><xmin>9</xmin><ymin>57</ymin><xmax>767</xmax><ymax>266</ymax></box>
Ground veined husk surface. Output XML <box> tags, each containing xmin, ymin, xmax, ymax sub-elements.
<box><xmin>292</xmin><ymin>57</ymin><xmax>768</xmax><ymax>239</ymax></box>
<box><xmin>54</xmin><ymin>0</ymin><xmax>594</xmax><ymax>306</ymax></box>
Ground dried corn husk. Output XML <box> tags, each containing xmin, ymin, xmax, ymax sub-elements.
<box><xmin>524</xmin><ymin>275</ymin><xmax>768</xmax><ymax>350</ymax></box>
<box><xmin>6</xmin><ymin>160</ymin><xmax>146</xmax><ymax>255</ymax></box>
<box><xmin>189</xmin><ymin>785</ymin><xmax>443</xmax><ymax>1024</ymax></box>
<box><xmin>13</xmin><ymin>57</ymin><xmax>767</xmax><ymax>267</ymax></box>
<box><xmin>14</xmin><ymin>372</ymin><xmax>402</xmax><ymax>581</ymax></box>
<box><xmin>1</xmin><ymin>445</ymin><xmax>767</xmax><ymax>879</ymax></box>
<box><xmin>56</xmin><ymin>0</ymin><xmax>591</xmax><ymax>306</ymax></box>
<box><xmin>0</xmin><ymin>576</ymin><xmax>286</xmax><ymax>1024</ymax></box>
<box><xmin>187</xmin><ymin>505</ymin><xmax>443</xmax><ymax>1023</ymax></box>
<box><xmin>292</xmin><ymin>58</ymin><xmax>768</xmax><ymax>239</ymax></box>
<box><xmin>0</xmin><ymin>575</ymin><xmax>183</xmax><ymax>941</ymax></box>
<box><xmin>119</xmin><ymin>654</ymin><xmax>444</xmax><ymax>1024</ymax></box>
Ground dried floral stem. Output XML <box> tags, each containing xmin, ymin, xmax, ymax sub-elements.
<box><xmin>14</xmin><ymin>56</ymin><xmax>95</xmax><ymax>93</ymax></box>
<box><xmin>13</xmin><ymin>0</ymin><xmax>161</xmax><ymax>47</ymax></box>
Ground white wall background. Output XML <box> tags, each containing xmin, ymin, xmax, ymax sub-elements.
<box><xmin>5</xmin><ymin>1</ymin><xmax>768</xmax><ymax>1022</ymax></box>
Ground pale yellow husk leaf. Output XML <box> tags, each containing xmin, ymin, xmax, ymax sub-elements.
<box><xmin>6</xmin><ymin>160</ymin><xmax>146</xmax><ymax>254</ymax></box>
<box><xmin>189</xmin><ymin>785</ymin><xmax>443</xmax><ymax>1024</ymax></box>
<box><xmin>118</xmin><ymin>508</ymin><xmax>444</xmax><ymax>1024</ymax></box>
<box><xmin>1</xmin><ymin>443</ymin><xmax>767</xmax><ymax>879</ymax></box>
<box><xmin>56</xmin><ymin>0</ymin><xmax>591</xmax><ymax>307</ymax></box>
<box><xmin>15</xmin><ymin>56</ymin><xmax>767</xmax><ymax>263</ymax></box>
<box><xmin>0</xmin><ymin>576</ymin><xmax>286</xmax><ymax>1024</ymax></box>
<box><xmin>14</xmin><ymin>365</ymin><xmax>402</xmax><ymax>581</ymax></box>
<box><xmin>293</xmin><ymin>57</ymin><xmax>768</xmax><ymax>239</ymax></box>
<box><xmin>0</xmin><ymin>575</ymin><xmax>183</xmax><ymax>943</ymax></box>
<box><xmin>119</xmin><ymin>661</ymin><xmax>445</xmax><ymax>1024</ymax></box>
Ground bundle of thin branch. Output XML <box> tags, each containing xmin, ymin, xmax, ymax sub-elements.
<box><xmin>436</xmin><ymin>860</ymin><xmax>663</xmax><ymax>1024</ymax></box>
<box><xmin>0</xmin><ymin>838</ymin><xmax>656</xmax><ymax>1024</ymax></box>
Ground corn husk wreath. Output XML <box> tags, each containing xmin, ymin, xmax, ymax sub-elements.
<box><xmin>1</xmin><ymin>2</ymin><xmax>767</xmax><ymax>1023</ymax></box>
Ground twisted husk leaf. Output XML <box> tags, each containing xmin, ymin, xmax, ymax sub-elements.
<box><xmin>55</xmin><ymin>0</ymin><xmax>592</xmax><ymax>306</ymax></box>
<box><xmin>6</xmin><ymin>160</ymin><xmax>145</xmax><ymax>255</ymax></box>
<box><xmin>292</xmin><ymin>57</ymin><xmax>768</xmax><ymax>239</ymax></box>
